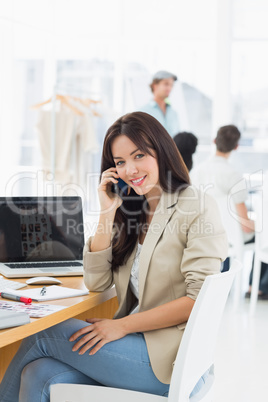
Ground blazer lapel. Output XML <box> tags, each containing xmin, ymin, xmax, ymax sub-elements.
<box><xmin>138</xmin><ymin>191</ymin><xmax>179</xmax><ymax>306</ymax></box>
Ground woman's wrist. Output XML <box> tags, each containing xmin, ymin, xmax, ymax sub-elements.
<box><xmin>118</xmin><ymin>316</ymin><xmax>133</xmax><ymax>336</ymax></box>
<box><xmin>89</xmin><ymin>211</ymin><xmax>116</xmax><ymax>252</ymax></box>
<box><xmin>97</xmin><ymin>211</ymin><xmax>116</xmax><ymax>234</ymax></box>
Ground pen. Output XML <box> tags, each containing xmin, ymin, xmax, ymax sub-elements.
<box><xmin>0</xmin><ymin>292</ymin><xmax>32</xmax><ymax>304</ymax></box>
<box><xmin>40</xmin><ymin>286</ymin><xmax>46</xmax><ymax>296</ymax></box>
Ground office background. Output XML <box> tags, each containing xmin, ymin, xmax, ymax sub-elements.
<box><xmin>0</xmin><ymin>1</ymin><xmax>268</xmax><ymax>401</ymax></box>
<box><xmin>1</xmin><ymin>0</ymin><xmax>268</xmax><ymax>197</ymax></box>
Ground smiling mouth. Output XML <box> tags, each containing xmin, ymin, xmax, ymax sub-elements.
<box><xmin>130</xmin><ymin>175</ymin><xmax>146</xmax><ymax>186</ymax></box>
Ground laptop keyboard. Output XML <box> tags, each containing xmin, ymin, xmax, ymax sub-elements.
<box><xmin>5</xmin><ymin>262</ymin><xmax>83</xmax><ymax>269</ymax></box>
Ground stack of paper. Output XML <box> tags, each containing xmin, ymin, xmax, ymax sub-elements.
<box><xmin>4</xmin><ymin>286</ymin><xmax>89</xmax><ymax>302</ymax></box>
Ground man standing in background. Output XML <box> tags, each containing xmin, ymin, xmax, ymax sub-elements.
<box><xmin>139</xmin><ymin>70</ymin><xmax>180</xmax><ymax>135</ymax></box>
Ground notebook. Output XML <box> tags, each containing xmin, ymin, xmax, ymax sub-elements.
<box><xmin>0</xmin><ymin>197</ymin><xmax>85</xmax><ymax>278</ymax></box>
<box><xmin>5</xmin><ymin>285</ymin><xmax>89</xmax><ymax>301</ymax></box>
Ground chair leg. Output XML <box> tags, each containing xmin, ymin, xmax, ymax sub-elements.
<box><xmin>231</xmin><ymin>254</ymin><xmax>243</xmax><ymax>308</ymax></box>
<box><xmin>249</xmin><ymin>256</ymin><xmax>261</xmax><ymax>315</ymax></box>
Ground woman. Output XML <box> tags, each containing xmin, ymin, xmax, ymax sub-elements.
<box><xmin>0</xmin><ymin>112</ymin><xmax>227</xmax><ymax>401</ymax></box>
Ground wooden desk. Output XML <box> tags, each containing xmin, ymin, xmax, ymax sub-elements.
<box><xmin>0</xmin><ymin>277</ymin><xmax>118</xmax><ymax>381</ymax></box>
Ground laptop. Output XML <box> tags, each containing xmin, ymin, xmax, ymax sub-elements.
<box><xmin>0</xmin><ymin>197</ymin><xmax>85</xmax><ymax>278</ymax></box>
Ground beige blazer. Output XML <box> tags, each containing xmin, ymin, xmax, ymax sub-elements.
<box><xmin>83</xmin><ymin>187</ymin><xmax>228</xmax><ymax>384</ymax></box>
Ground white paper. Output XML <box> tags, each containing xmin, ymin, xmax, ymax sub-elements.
<box><xmin>0</xmin><ymin>300</ymin><xmax>66</xmax><ymax>317</ymax></box>
<box><xmin>4</xmin><ymin>285</ymin><xmax>89</xmax><ymax>302</ymax></box>
<box><xmin>0</xmin><ymin>309</ymin><xmax>30</xmax><ymax>328</ymax></box>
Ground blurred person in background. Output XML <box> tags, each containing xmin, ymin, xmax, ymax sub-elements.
<box><xmin>191</xmin><ymin>124</ymin><xmax>255</xmax><ymax>242</ymax></box>
<box><xmin>139</xmin><ymin>70</ymin><xmax>180</xmax><ymax>135</ymax></box>
<box><xmin>191</xmin><ymin>124</ymin><xmax>268</xmax><ymax>298</ymax></box>
<box><xmin>173</xmin><ymin>131</ymin><xmax>198</xmax><ymax>171</ymax></box>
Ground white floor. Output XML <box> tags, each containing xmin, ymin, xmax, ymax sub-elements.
<box><xmin>214</xmin><ymin>295</ymin><xmax>268</xmax><ymax>401</ymax></box>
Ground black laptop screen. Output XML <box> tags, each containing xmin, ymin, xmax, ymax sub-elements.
<box><xmin>0</xmin><ymin>197</ymin><xmax>84</xmax><ymax>262</ymax></box>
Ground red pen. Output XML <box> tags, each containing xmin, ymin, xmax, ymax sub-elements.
<box><xmin>0</xmin><ymin>292</ymin><xmax>32</xmax><ymax>304</ymax></box>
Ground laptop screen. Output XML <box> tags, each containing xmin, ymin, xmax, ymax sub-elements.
<box><xmin>0</xmin><ymin>197</ymin><xmax>84</xmax><ymax>262</ymax></box>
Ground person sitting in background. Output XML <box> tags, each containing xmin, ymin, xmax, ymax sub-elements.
<box><xmin>139</xmin><ymin>70</ymin><xmax>180</xmax><ymax>135</ymax></box>
<box><xmin>191</xmin><ymin>124</ymin><xmax>268</xmax><ymax>297</ymax></box>
<box><xmin>173</xmin><ymin>132</ymin><xmax>198</xmax><ymax>171</ymax></box>
<box><xmin>191</xmin><ymin>124</ymin><xmax>255</xmax><ymax>241</ymax></box>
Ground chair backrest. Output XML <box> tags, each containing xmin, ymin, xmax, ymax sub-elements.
<box><xmin>168</xmin><ymin>260</ymin><xmax>241</xmax><ymax>402</ymax></box>
<box><xmin>255</xmin><ymin>172</ymin><xmax>268</xmax><ymax>253</ymax></box>
<box><xmin>215</xmin><ymin>196</ymin><xmax>244</xmax><ymax>260</ymax></box>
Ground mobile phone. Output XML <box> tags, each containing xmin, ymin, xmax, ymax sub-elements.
<box><xmin>112</xmin><ymin>178</ymin><xmax>128</xmax><ymax>196</ymax></box>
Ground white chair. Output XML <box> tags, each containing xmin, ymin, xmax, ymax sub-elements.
<box><xmin>50</xmin><ymin>260</ymin><xmax>241</xmax><ymax>402</ymax></box>
<box><xmin>250</xmin><ymin>190</ymin><xmax>268</xmax><ymax>314</ymax></box>
<box><xmin>216</xmin><ymin>196</ymin><xmax>254</xmax><ymax>304</ymax></box>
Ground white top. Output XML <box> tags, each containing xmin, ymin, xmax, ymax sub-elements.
<box><xmin>129</xmin><ymin>243</ymin><xmax>142</xmax><ymax>314</ymax></box>
<box><xmin>191</xmin><ymin>155</ymin><xmax>247</xmax><ymax>205</ymax></box>
<box><xmin>191</xmin><ymin>155</ymin><xmax>254</xmax><ymax>243</ymax></box>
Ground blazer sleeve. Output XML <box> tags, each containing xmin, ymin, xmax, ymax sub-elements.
<box><xmin>180</xmin><ymin>192</ymin><xmax>228</xmax><ymax>300</ymax></box>
<box><xmin>83</xmin><ymin>236</ymin><xmax>114</xmax><ymax>291</ymax></box>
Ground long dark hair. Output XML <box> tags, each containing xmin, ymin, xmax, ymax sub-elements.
<box><xmin>101</xmin><ymin>112</ymin><xmax>190</xmax><ymax>271</ymax></box>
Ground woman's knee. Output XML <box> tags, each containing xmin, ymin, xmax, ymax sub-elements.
<box><xmin>20</xmin><ymin>359</ymin><xmax>52</xmax><ymax>402</ymax></box>
<box><xmin>21</xmin><ymin>359</ymin><xmax>41</xmax><ymax>384</ymax></box>
<box><xmin>20</xmin><ymin>357</ymin><xmax>100</xmax><ymax>402</ymax></box>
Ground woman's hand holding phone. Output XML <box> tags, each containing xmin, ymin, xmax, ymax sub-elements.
<box><xmin>90</xmin><ymin>167</ymin><xmax>122</xmax><ymax>252</ymax></box>
<box><xmin>90</xmin><ymin>167</ymin><xmax>126</xmax><ymax>252</ymax></box>
<box><xmin>98</xmin><ymin>167</ymin><xmax>123</xmax><ymax>213</ymax></box>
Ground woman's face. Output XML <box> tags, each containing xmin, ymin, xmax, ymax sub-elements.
<box><xmin>111</xmin><ymin>135</ymin><xmax>161</xmax><ymax>198</ymax></box>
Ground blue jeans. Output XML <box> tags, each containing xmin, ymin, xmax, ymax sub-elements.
<box><xmin>0</xmin><ymin>318</ymin><xmax>208</xmax><ymax>401</ymax></box>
